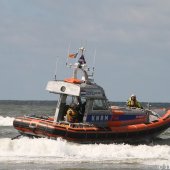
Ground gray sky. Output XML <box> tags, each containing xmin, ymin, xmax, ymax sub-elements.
<box><xmin>0</xmin><ymin>0</ymin><xmax>170</xmax><ymax>102</ymax></box>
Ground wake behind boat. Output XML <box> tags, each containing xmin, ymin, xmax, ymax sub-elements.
<box><xmin>13</xmin><ymin>47</ymin><xmax>170</xmax><ymax>143</ymax></box>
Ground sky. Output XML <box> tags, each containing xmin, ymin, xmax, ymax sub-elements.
<box><xmin>0</xmin><ymin>0</ymin><xmax>170</xmax><ymax>102</ymax></box>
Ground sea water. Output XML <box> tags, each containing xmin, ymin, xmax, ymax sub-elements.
<box><xmin>0</xmin><ymin>101</ymin><xmax>170</xmax><ymax>170</ymax></box>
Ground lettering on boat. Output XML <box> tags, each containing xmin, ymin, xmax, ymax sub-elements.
<box><xmin>87</xmin><ymin>114</ymin><xmax>112</xmax><ymax>122</ymax></box>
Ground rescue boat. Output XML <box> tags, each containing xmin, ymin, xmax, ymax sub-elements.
<box><xmin>13</xmin><ymin>47</ymin><xmax>170</xmax><ymax>143</ymax></box>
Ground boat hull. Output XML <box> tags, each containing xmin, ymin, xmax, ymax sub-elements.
<box><xmin>13</xmin><ymin>112</ymin><xmax>170</xmax><ymax>144</ymax></box>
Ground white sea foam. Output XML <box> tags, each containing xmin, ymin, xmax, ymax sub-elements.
<box><xmin>0</xmin><ymin>116</ymin><xmax>14</xmax><ymax>126</ymax></box>
<box><xmin>0</xmin><ymin>137</ymin><xmax>169</xmax><ymax>166</ymax></box>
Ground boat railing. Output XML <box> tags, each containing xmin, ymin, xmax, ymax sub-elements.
<box><xmin>145</xmin><ymin>109</ymin><xmax>160</xmax><ymax>118</ymax></box>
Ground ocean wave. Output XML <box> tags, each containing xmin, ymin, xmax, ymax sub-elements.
<box><xmin>0</xmin><ymin>137</ymin><xmax>169</xmax><ymax>166</ymax></box>
<box><xmin>0</xmin><ymin>116</ymin><xmax>14</xmax><ymax>126</ymax></box>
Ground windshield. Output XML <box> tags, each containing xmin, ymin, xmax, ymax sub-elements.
<box><xmin>92</xmin><ymin>99</ymin><xmax>108</xmax><ymax>110</ymax></box>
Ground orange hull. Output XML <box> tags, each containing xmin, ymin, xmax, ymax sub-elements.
<box><xmin>13</xmin><ymin>111</ymin><xmax>170</xmax><ymax>143</ymax></box>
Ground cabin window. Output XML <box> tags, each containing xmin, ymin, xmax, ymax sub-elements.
<box><xmin>66</xmin><ymin>96</ymin><xmax>75</xmax><ymax>105</ymax></box>
<box><xmin>66</xmin><ymin>96</ymin><xmax>84</xmax><ymax>106</ymax></box>
<box><xmin>92</xmin><ymin>99</ymin><xmax>108</xmax><ymax>110</ymax></box>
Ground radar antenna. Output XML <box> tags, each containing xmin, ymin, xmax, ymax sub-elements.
<box><xmin>54</xmin><ymin>56</ymin><xmax>59</xmax><ymax>80</ymax></box>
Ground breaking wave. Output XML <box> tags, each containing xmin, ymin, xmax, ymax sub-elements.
<box><xmin>0</xmin><ymin>137</ymin><xmax>169</xmax><ymax>166</ymax></box>
<box><xmin>0</xmin><ymin>116</ymin><xmax>14</xmax><ymax>126</ymax></box>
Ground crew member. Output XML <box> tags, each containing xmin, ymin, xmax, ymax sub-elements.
<box><xmin>78</xmin><ymin>101</ymin><xmax>86</xmax><ymax>121</ymax></box>
<box><xmin>66</xmin><ymin>103</ymin><xmax>79</xmax><ymax>123</ymax></box>
<box><xmin>77</xmin><ymin>97</ymin><xmax>86</xmax><ymax>122</ymax></box>
<box><xmin>127</xmin><ymin>94</ymin><xmax>143</xmax><ymax>109</ymax></box>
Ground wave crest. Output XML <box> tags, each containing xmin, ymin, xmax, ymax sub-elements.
<box><xmin>0</xmin><ymin>116</ymin><xmax>14</xmax><ymax>126</ymax></box>
<box><xmin>0</xmin><ymin>137</ymin><xmax>169</xmax><ymax>165</ymax></box>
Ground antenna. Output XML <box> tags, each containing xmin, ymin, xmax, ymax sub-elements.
<box><xmin>80</xmin><ymin>40</ymin><xmax>87</xmax><ymax>52</ymax></box>
<box><xmin>147</xmin><ymin>102</ymin><xmax>151</xmax><ymax>109</ymax></box>
<box><xmin>84</xmin><ymin>40</ymin><xmax>87</xmax><ymax>51</ymax></box>
<box><xmin>81</xmin><ymin>40</ymin><xmax>83</xmax><ymax>47</ymax></box>
<box><xmin>54</xmin><ymin>57</ymin><xmax>59</xmax><ymax>80</ymax></box>
<box><xmin>92</xmin><ymin>49</ymin><xmax>96</xmax><ymax>76</ymax></box>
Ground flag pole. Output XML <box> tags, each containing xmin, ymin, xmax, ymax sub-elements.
<box><xmin>66</xmin><ymin>43</ymin><xmax>71</xmax><ymax>66</ymax></box>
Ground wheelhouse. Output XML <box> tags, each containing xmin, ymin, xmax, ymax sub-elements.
<box><xmin>46</xmin><ymin>47</ymin><xmax>112</xmax><ymax>127</ymax></box>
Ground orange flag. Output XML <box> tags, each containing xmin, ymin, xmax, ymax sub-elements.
<box><xmin>68</xmin><ymin>53</ymin><xmax>78</xmax><ymax>58</ymax></box>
